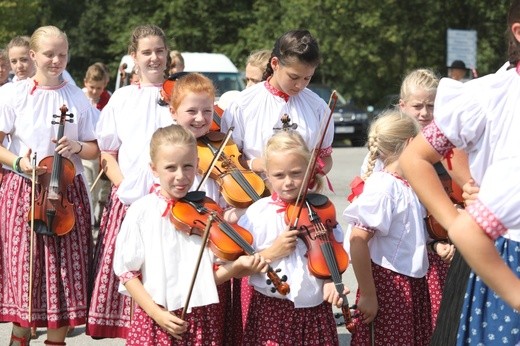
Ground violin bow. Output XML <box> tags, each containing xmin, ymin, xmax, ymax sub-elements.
<box><xmin>196</xmin><ymin>127</ymin><xmax>234</xmax><ymax>191</ymax></box>
<box><xmin>90</xmin><ymin>169</ymin><xmax>104</xmax><ymax>194</ymax></box>
<box><xmin>181</xmin><ymin>212</ymin><xmax>216</xmax><ymax>320</ymax></box>
<box><xmin>28</xmin><ymin>152</ymin><xmax>37</xmax><ymax>322</ymax></box>
<box><xmin>287</xmin><ymin>90</ymin><xmax>338</xmax><ymax>228</ymax></box>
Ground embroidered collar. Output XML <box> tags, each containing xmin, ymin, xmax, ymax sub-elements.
<box><xmin>384</xmin><ymin>170</ymin><xmax>410</xmax><ymax>187</ymax></box>
<box><xmin>269</xmin><ymin>192</ymin><xmax>289</xmax><ymax>213</ymax></box>
<box><xmin>29</xmin><ymin>78</ymin><xmax>67</xmax><ymax>95</ymax></box>
<box><xmin>150</xmin><ymin>183</ymin><xmax>177</xmax><ymax>217</ymax></box>
<box><xmin>264</xmin><ymin>78</ymin><xmax>289</xmax><ymax>102</ymax></box>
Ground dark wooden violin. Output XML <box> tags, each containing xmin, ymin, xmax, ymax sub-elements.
<box><xmin>197</xmin><ymin>130</ymin><xmax>269</xmax><ymax>208</ymax></box>
<box><xmin>28</xmin><ymin>105</ymin><xmax>76</xmax><ymax>236</ymax></box>
<box><xmin>171</xmin><ymin>191</ymin><xmax>290</xmax><ymax>295</ymax></box>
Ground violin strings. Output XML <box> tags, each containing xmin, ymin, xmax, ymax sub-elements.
<box><xmin>229</xmin><ymin>169</ymin><xmax>261</xmax><ymax>201</ymax></box>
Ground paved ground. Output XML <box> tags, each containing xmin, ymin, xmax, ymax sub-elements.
<box><xmin>0</xmin><ymin>143</ymin><xmax>363</xmax><ymax>345</ymax></box>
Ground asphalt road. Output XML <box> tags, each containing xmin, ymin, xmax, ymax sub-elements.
<box><xmin>0</xmin><ymin>143</ymin><xmax>366</xmax><ymax>345</ymax></box>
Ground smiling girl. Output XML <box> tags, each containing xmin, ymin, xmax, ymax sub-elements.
<box><xmin>113</xmin><ymin>124</ymin><xmax>268</xmax><ymax>345</ymax></box>
<box><xmin>88</xmin><ymin>24</ymin><xmax>173</xmax><ymax>339</ymax></box>
<box><xmin>0</xmin><ymin>25</ymin><xmax>99</xmax><ymax>346</ymax></box>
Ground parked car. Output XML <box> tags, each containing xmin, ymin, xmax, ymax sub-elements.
<box><xmin>367</xmin><ymin>93</ymin><xmax>399</xmax><ymax>118</ymax></box>
<box><xmin>308</xmin><ymin>84</ymin><xmax>372</xmax><ymax>147</ymax></box>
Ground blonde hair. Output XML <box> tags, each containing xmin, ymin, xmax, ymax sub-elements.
<box><xmin>84</xmin><ymin>62</ymin><xmax>109</xmax><ymax>83</ymax></box>
<box><xmin>7</xmin><ymin>35</ymin><xmax>30</xmax><ymax>51</ymax></box>
<box><xmin>364</xmin><ymin>109</ymin><xmax>420</xmax><ymax>179</ymax></box>
<box><xmin>246</xmin><ymin>49</ymin><xmax>271</xmax><ymax>72</ymax></box>
<box><xmin>170</xmin><ymin>73</ymin><xmax>215</xmax><ymax>111</ymax></box>
<box><xmin>150</xmin><ymin>124</ymin><xmax>196</xmax><ymax>162</ymax></box>
<box><xmin>399</xmin><ymin>68</ymin><xmax>438</xmax><ymax>101</ymax></box>
<box><xmin>169</xmin><ymin>50</ymin><xmax>184</xmax><ymax>69</ymax></box>
<box><xmin>29</xmin><ymin>26</ymin><xmax>68</xmax><ymax>52</ymax></box>
<box><xmin>264</xmin><ymin>130</ymin><xmax>323</xmax><ymax>192</ymax></box>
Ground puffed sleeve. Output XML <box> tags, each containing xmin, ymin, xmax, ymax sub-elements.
<box><xmin>113</xmin><ymin>204</ymin><xmax>145</xmax><ymax>295</ymax></box>
<box><xmin>343</xmin><ymin>176</ymin><xmax>394</xmax><ymax>236</ymax></box>
<box><xmin>0</xmin><ymin>83</ymin><xmax>18</xmax><ymax>135</ymax></box>
<box><xmin>465</xmin><ymin>158</ymin><xmax>520</xmax><ymax>239</ymax></box>
<box><xmin>221</xmin><ymin>100</ymin><xmax>244</xmax><ymax>151</ymax></box>
<box><xmin>96</xmin><ymin>94</ymin><xmax>121</xmax><ymax>153</ymax></box>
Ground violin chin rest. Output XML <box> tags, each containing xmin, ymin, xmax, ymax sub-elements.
<box><xmin>30</xmin><ymin>220</ymin><xmax>55</xmax><ymax>236</ymax></box>
<box><xmin>306</xmin><ymin>193</ymin><xmax>328</xmax><ymax>207</ymax></box>
<box><xmin>183</xmin><ymin>191</ymin><xmax>206</xmax><ymax>202</ymax></box>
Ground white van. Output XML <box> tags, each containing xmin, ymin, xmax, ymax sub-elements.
<box><xmin>114</xmin><ymin>52</ymin><xmax>245</xmax><ymax>97</ymax></box>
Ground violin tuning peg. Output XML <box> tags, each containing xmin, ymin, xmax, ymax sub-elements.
<box><xmin>275</xmin><ymin>268</ymin><xmax>281</xmax><ymax>273</ymax></box>
<box><xmin>265</xmin><ymin>279</ymin><xmax>272</xmax><ymax>285</ymax></box>
<box><xmin>270</xmin><ymin>288</ymin><xmax>276</xmax><ymax>293</ymax></box>
<box><xmin>281</xmin><ymin>275</ymin><xmax>287</xmax><ymax>282</ymax></box>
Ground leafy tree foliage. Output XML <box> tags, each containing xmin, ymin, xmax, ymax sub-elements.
<box><xmin>0</xmin><ymin>0</ymin><xmax>512</xmax><ymax>105</ymax></box>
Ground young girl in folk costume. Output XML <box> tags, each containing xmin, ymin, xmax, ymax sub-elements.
<box><xmin>239</xmin><ymin>130</ymin><xmax>345</xmax><ymax>345</ymax></box>
<box><xmin>113</xmin><ymin>124</ymin><xmax>268</xmax><ymax>345</ymax></box>
<box><xmin>401</xmin><ymin>1</ymin><xmax>520</xmax><ymax>343</ymax></box>
<box><xmin>356</xmin><ymin>68</ymin><xmax>456</xmax><ymax>331</ymax></box>
<box><xmin>344</xmin><ymin>111</ymin><xmax>433</xmax><ymax>345</ymax></box>
<box><xmin>0</xmin><ymin>25</ymin><xmax>99</xmax><ymax>345</ymax></box>
<box><xmin>169</xmin><ymin>72</ymin><xmax>262</xmax><ymax>343</ymax></box>
<box><xmin>88</xmin><ymin>24</ymin><xmax>172</xmax><ymax>339</ymax></box>
<box><xmin>221</xmin><ymin>29</ymin><xmax>334</xmax><ymax>176</ymax></box>
<box><xmin>6</xmin><ymin>35</ymin><xmax>36</xmax><ymax>82</ymax></box>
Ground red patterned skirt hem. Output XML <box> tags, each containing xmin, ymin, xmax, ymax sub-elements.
<box><xmin>87</xmin><ymin>185</ymin><xmax>131</xmax><ymax>338</ymax></box>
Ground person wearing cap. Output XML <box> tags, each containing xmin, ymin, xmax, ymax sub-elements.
<box><xmin>448</xmin><ymin>60</ymin><xmax>468</xmax><ymax>81</ymax></box>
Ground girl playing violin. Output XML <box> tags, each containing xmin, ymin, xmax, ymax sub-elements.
<box><xmin>344</xmin><ymin>110</ymin><xmax>433</xmax><ymax>345</ymax></box>
<box><xmin>238</xmin><ymin>130</ymin><xmax>345</xmax><ymax>345</ymax></box>
<box><xmin>88</xmin><ymin>24</ymin><xmax>173</xmax><ymax>339</ymax></box>
<box><xmin>169</xmin><ymin>72</ymin><xmax>256</xmax><ymax>222</ymax></box>
<box><xmin>169</xmin><ymin>72</ymin><xmax>260</xmax><ymax>344</ymax></box>
<box><xmin>113</xmin><ymin>124</ymin><xmax>268</xmax><ymax>345</ymax></box>
<box><xmin>0</xmin><ymin>25</ymin><xmax>99</xmax><ymax>346</ymax></box>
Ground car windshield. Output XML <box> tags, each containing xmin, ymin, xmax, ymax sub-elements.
<box><xmin>201</xmin><ymin>72</ymin><xmax>245</xmax><ymax>97</ymax></box>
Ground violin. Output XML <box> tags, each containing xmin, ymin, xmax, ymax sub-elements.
<box><xmin>171</xmin><ymin>191</ymin><xmax>290</xmax><ymax>295</ymax></box>
<box><xmin>209</xmin><ymin>104</ymin><xmax>223</xmax><ymax>132</ymax></box>
<box><xmin>285</xmin><ymin>194</ymin><xmax>355</xmax><ymax>332</ymax></box>
<box><xmin>28</xmin><ymin>105</ymin><xmax>76</xmax><ymax>236</ymax></box>
<box><xmin>197</xmin><ymin>131</ymin><xmax>269</xmax><ymax>208</ymax></box>
<box><xmin>424</xmin><ymin>174</ymin><xmax>464</xmax><ymax>241</ymax></box>
<box><xmin>284</xmin><ymin>90</ymin><xmax>356</xmax><ymax>332</ymax></box>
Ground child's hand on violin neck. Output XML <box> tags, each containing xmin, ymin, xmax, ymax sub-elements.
<box><xmin>153</xmin><ymin>308</ymin><xmax>188</xmax><ymax>340</ymax></box>
<box><xmin>323</xmin><ymin>281</ymin><xmax>350</xmax><ymax>308</ymax></box>
<box><xmin>234</xmin><ymin>253</ymin><xmax>270</xmax><ymax>277</ymax></box>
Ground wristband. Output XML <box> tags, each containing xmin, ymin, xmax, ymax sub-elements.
<box><xmin>75</xmin><ymin>141</ymin><xmax>83</xmax><ymax>154</ymax></box>
<box><xmin>13</xmin><ymin>156</ymin><xmax>23</xmax><ymax>173</ymax></box>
